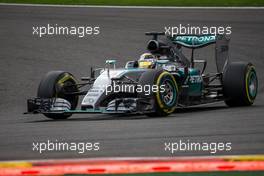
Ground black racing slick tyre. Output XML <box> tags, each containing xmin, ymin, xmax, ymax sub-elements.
<box><xmin>37</xmin><ymin>71</ymin><xmax>79</xmax><ymax>119</ymax></box>
<box><xmin>138</xmin><ymin>69</ymin><xmax>178</xmax><ymax>117</ymax></box>
<box><xmin>223</xmin><ymin>62</ymin><xmax>258</xmax><ymax>107</ymax></box>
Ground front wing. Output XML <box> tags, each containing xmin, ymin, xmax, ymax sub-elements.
<box><xmin>25</xmin><ymin>97</ymin><xmax>155</xmax><ymax>115</ymax></box>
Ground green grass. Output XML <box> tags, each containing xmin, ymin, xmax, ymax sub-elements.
<box><xmin>0</xmin><ymin>0</ymin><xmax>263</xmax><ymax>6</ymax></box>
<box><xmin>65</xmin><ymin>171</ymin><xmax>264</xmax><ymax>176</ymax></box>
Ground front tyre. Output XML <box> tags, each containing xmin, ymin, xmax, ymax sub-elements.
<box><xmin>37</xmin><ymin>71</ymin><xmax>79</xmax><ymax>119</ymax></box>
<box><xmin>138</xmin><ymin>70</ymin><xmax>178</xmax><ymax>116</ymax></box>
<box><xmin>223</xmin><ymin>62</ymin><xmax>258</xmax><ymax>106</ymax></box>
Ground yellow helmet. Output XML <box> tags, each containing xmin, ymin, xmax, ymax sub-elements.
<box><xmin>139</xmin><ymin>53</ymin><xmax>155</xmax><ymax>60</ymax></box>
<box><xmin>138</xmin><ymin>53</ymin><xmax>156</xmax><ymax>68</ymax></box>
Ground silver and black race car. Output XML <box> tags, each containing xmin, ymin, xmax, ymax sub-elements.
<box><xmin>25</xmin><ymin>32</ymin><xmax>258</xmax><ymax>119</ymax></box>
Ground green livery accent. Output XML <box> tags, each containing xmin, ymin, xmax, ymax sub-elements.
<box><xmin>188</xmin><ymin>68</ymin><xmax>202</xmax><ymax>96</ymax></box>
<box><xmin>178</xmin><ymin>68</ymin><xmax>202</xmax><ymax>96</ymax></box>
<box><xmin>171</xmin><ymin>35</ymin><xmax>216</xmax><ymax>48</ymax></box>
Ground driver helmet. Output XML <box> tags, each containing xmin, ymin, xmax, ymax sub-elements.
<box><xmin>139</xmin><ymin>53</ymin><xmax>156</xmax><ymax>60</ymax></box>
<box><xmin>138</xmin><ymin>53</ymin><xmax>156</xmax><ymax>68</ymax></box>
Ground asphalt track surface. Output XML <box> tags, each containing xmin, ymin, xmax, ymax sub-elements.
<box><xmin>0</xmin><ymin>5</ymin><xmax>263</xmax><ymax>161</ymax></box>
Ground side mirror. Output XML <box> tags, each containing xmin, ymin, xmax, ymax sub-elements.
<box><xmin>125</xmin><ymin>61</ymin><xmax>138</xmax><ymax>69</ymax></box>
<box><xmin>90</xmin><ymin>67</ymin><xmax>95</xmax><ymax>79</ymax></box>
<box><xmin>105</xmin><ymin>59</ymin><xmax>116</xmax><ymax>69</ymax></box>
<box><xmin>82</xmin><ymin>67</ymin><xmax>103</xmax><ymax>81</ymax></box>
<box><xmin>91</xmin><ymin>68</ymin><xmax>104</xmax><ymax>79</ymax></box>
<box><xmin>105</xmin><ymin>59</ymin><xmax>116</xmax><ymax>77</ymax></box>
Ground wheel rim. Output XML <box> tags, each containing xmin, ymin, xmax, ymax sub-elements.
<box><xmin>160</xmin><ymin>79</ymin><xmax>177</xmax><ymax>107</ymax></box>
<box><xmin>56</xmin><ymin>74</ymin><xmax>79</xmax><ymax>110</ymax></box>
<box><xmin>248</xmin><ymin>70</ymin><xmax>257</xmax><ymax>98</ymax></box>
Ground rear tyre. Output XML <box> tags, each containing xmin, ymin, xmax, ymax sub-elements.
<box><xmin>223</xmin><ymin>62</ymin><xmax>258</xmax><ymax>107</ymax></box>
<box><xmin>37</xmin><ymin>71</ymin><xmax>79</xmax><ymax>119</ymax></box>
<box><xmin>138</xmin><ymin>70</ymin><xmax>178</xmax><ymax>117</ymax></box>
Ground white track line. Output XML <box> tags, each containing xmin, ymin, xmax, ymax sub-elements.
<box><xmin>0</xmin><ymin>3</ymin><xmax>263</xmax><ymax>9</ymax></box>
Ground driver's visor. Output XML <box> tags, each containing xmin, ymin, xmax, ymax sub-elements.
<box><xmin>138</xmin><ymin>61</ymin><xmax>153</xmax><ymax>68</ymax></box>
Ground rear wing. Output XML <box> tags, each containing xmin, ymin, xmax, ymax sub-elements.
<box><xmin>169</xmin><ymin>34</ymin><xmax>230</xmax><ymax>73</ymax></box>
<box><xmin>170</xmin><ymin>35</ymin><xmax>216</xmax><ymax>48</ymax></box>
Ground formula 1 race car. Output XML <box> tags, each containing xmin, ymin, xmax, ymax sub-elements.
<box><xmin>25</xmin><ymin>32</ymin><xmax>258</xmax><ymax>119</ymax></box>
